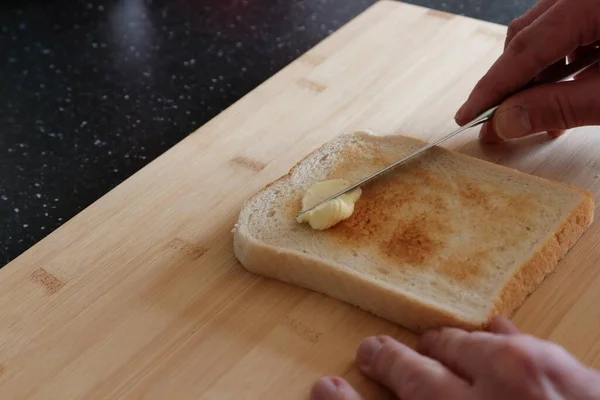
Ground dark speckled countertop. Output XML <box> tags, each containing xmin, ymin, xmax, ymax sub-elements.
<box><xmin>0</xmin><ymin>0</ymin><xmax>536</xmax><ymax>267</ymax></box>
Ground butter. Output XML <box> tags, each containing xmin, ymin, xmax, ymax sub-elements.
<box><xmin>296</xmin><ymin>179</ymin><xmax>362</xmax><ymax>230</ymax></box>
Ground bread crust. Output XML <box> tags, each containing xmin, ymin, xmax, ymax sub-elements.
<box><xmin>233</xmin><ymin>132</ymin><xmax>595</xmax><ymax>333</ymax></box>
<box><xmin>234</xmin><ymin>228</ymin><xmax>487</xmax><ymax>332</ymax></box>
<box><xmin>492</xmin><ymin>191</ymin><xmax>594</xmax><ymax>318</ymax></box>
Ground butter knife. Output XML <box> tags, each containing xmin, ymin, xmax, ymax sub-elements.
<box><xmin>297</xmin><ymin>47</ymin><xmax>600</xmax><ymax>219</ymax></box>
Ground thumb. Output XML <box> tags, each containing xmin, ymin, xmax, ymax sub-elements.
<box><xmin>487</xmin><ymin>76</ymin><xmax>600</xmax><ymax>141</ymax></box>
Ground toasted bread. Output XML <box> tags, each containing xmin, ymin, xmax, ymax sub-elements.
<box><xmin>232</xmin><ymin>131</ymin><xmax>594</xmax><ymax>332</ymax></box>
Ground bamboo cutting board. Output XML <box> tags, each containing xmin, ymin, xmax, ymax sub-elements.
<box><xmin>2</xmin><ymin>1</ymin><xmax>600</xmax><ymax>398</ymax></box>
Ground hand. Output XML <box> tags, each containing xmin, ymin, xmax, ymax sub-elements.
<box><xmin>454</xmin><ymin>0</ymin><xmax>600</xmax><ymax>143</ymax></box>
<box><xmin>310</xmin><ymin>317</ymin><xmax>600</xmax><ymax>400</ymax></box>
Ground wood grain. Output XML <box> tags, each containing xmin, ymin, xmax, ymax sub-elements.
<box><xmin>1</xmin><ymin>1</ymin><xmax>599</xmax><ymax>398</ymax></box>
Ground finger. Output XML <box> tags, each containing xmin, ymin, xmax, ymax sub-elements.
<box><xmin>479</xmin><ymin>121</ymin><xmax>504</xmax><ymax>144</ymax></box>
<box><xmin>527</xmin><ymin>338</ymin><xmax>600</xmax><ymax>392</ymax></box>
<box><xmin>422</xmin><ymin>330</ymin><xmax>552</xmax><ymax>393</ymax></box>
<box><xmin>456</xmin><ymin>0</ymin><xmax>600</xmax><ymax>124</ymax></box>
<box><xmin>311</xmin><ymin>377</ymin><xmax>364</xmax><ymax>400</ymax></box>
<box><xmin>479</xmin><ymin>120</ymin><xmax>567</xmax><ymax>143</ymax></box>
<box><xmin>489</xmin><ymin>316</ymin><xmax>520</xmax><ymax>335</ymax></box>
<box><xmin>492</xmin><ymin>76</ymin><xmax>600</xmax><ymax>140</ymax></box>
<box><xmin>419</xmin><ymin>328</ymin><xmax>506</xmax><ymax>379</ymax></box>
<box><xmin>357</xmin><ymin>336</ymin><xmax>468</xmax><ymax>399</ymax></box>
<box><xmin>504</xmin><ymin>0</ymin><xmax>559</xmax><ymax>49</ymax></box>
<box><xmin>548</xmin><ymin>129</ymin><xmax>567</xmax><ymax>138</ymax></box>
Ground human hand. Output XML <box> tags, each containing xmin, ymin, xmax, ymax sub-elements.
<box><xmin>311</xmin><ymin>317</ymin><xmax>600</xmax><ymax>400</ymax></box>
<box><xmin>454</xmin><ymin>0</ymin><xmax>600</xmax><ymax>143</ymax></box>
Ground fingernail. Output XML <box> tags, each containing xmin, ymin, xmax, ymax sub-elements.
<box><xmin>494</xmin><ymin>106</ymin><xmax>531</xmax><ymax>139</ymax></box>
<box><xmin>454</xmin><ymin>105</ymin><xmax>466</xmax><ymax>122</ymax></box>
<box><xmin>419</xmin><ymin>330</ymin><xmax>439</xmax><ymax>351</ymax></box>
<box><xmin>357</xmin><ymin>337</ymin><xmax>383</xmax><ymax>369</ymax></box>
<box><xmin>311</xmin><ymin>377</ymin><xmax>339</xmax><ymax>400</ymax></box>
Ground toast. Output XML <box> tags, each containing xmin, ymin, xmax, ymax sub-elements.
<box><xmin>232</xmin><ymin>131</ymin><xmax>594</xmax><ymax>332</ymax></box>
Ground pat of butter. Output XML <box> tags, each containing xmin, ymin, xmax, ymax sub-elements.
<box><xmin>296</xmin><ymin>179</ymin><xmax>362</xmax><ymax>230</ymax></box>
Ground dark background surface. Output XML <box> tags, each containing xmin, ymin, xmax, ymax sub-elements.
<box><xmin>0</xmin><ymin>0</ymin><xmax>537</xmax><ymax>267</ymax></box>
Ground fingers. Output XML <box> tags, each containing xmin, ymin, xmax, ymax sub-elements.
<box><xmin>419</xmin><ymin>328</ymin><xmax>506</xmax><ymax>379</ymax></box>
<box><xmin>357</xmin><ymin>336</ymin><xmax>468</xmax><ymax>399</ymax></box>
<box><xmin>311</xmin><ymin>377</ymin><xmax>363</xmax><ymax>400</ymax></box>
<box><xmin>486</xmin><ymin>76</ymin><xmax>600</xmax><ymax>140</ymax></box>
<box><xmin>504</xmin><ymin>0</ymin><xmax>559</xmax><ymax>49</ymax></box>
<box><xmin>489</xmin><ymin>316</ymin><xmax>520</xmax><ymax>335</ymax></box>
<box><xmin>456</xmin><ymin>0</ymin><xmax>600</xmax><ymax>124</ymax></box>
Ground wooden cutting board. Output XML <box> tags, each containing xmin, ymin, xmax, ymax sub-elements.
<box><xmin>2</xmin><ymin>1</ymin><xmax>600</xmax><ymax>398</ymax></box>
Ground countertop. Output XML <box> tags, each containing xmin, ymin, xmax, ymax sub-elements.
<box><xmin>0</xmin><ymin>0</ymin><xmax>536</xmax><ymax>267</ymax></box>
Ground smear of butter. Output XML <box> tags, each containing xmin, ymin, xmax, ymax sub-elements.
<box><xmin>296</xmin><ymin>179</ymin><xmax>362</xmax><ymax>230</ymax></box>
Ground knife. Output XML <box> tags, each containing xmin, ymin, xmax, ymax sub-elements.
<box><xmin>297</xmin><ymin>46</ymin><xmax>600</xmax><ymax>219</ymax></box>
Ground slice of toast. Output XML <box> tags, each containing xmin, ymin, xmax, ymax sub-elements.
<box><xmin>232</xmin><ymin>131</ymin><xmax>594</xmax><ymax>332</ymax></box>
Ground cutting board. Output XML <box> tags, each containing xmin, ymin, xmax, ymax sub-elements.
<box><xmin>2</xmin><ymin>1</ymin><xmax>600</xmax><ymax>398</ymax></box>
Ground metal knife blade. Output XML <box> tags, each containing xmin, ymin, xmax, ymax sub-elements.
<box><xmin>296</xmin><ymin>107</ymin><xmax>496</xmax><ymax>218</ymax></box>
